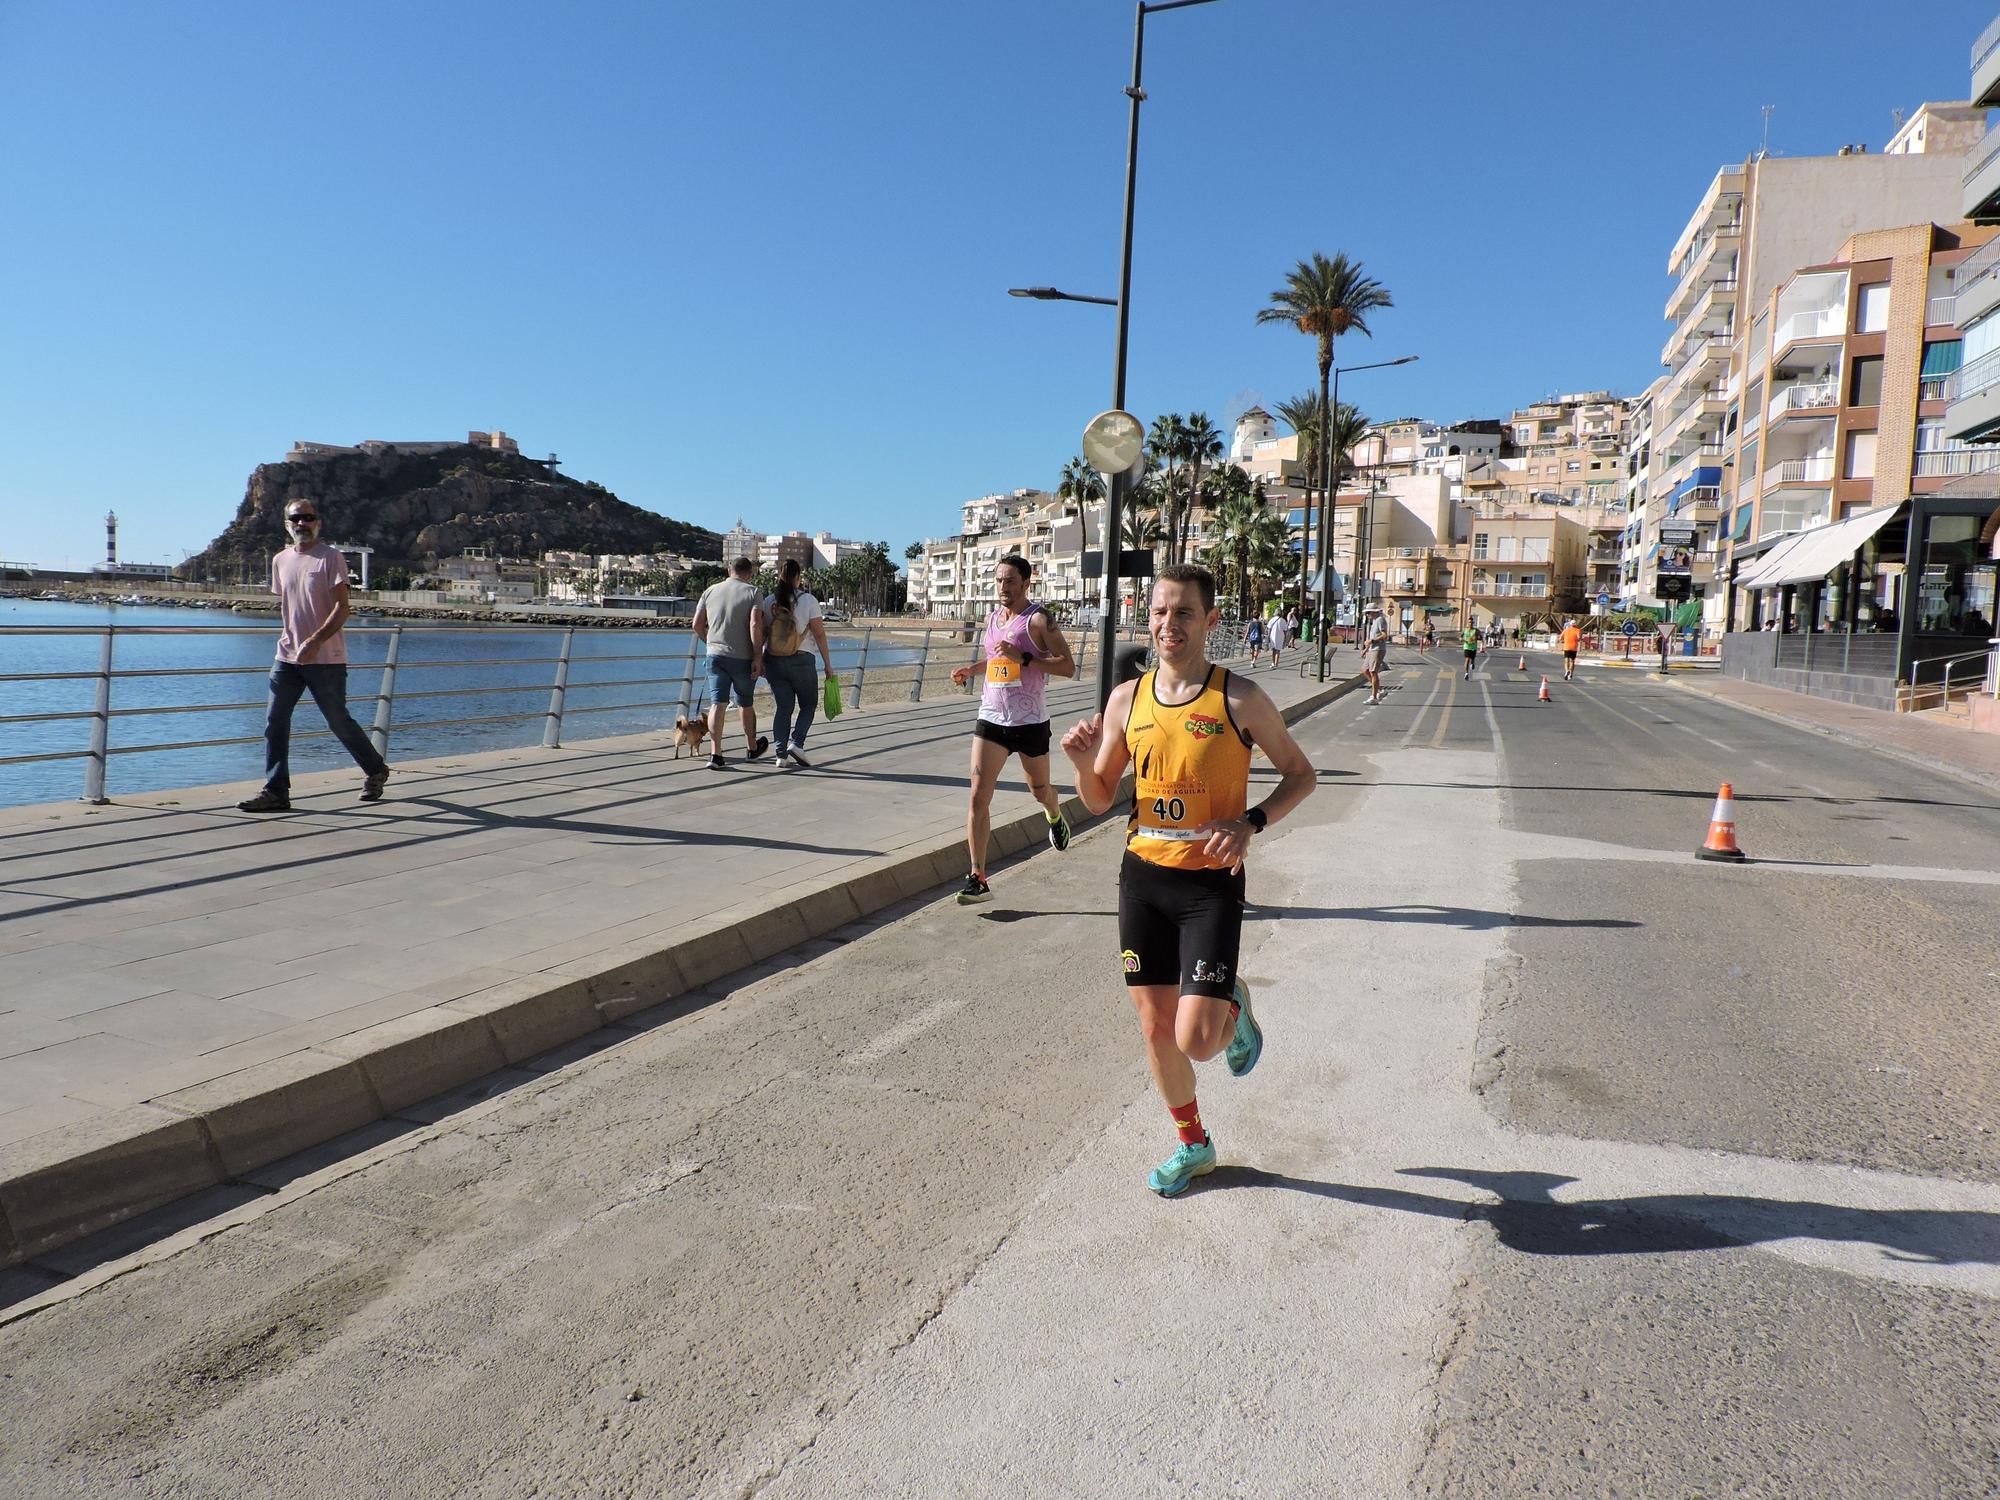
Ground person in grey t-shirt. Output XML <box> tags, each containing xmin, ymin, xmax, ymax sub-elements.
<box><xmin>691</xmin><ymin>557</ymin><xmax>770</xmax><ymax>769</ymax></box>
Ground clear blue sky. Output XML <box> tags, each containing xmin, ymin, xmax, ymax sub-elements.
<box><xmin>1</xmin><ymin>0</ymin><xmax>1989</xmax><ymax>569</ymax></box>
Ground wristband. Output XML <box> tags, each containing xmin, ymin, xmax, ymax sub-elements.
<box><xmin>1243</xmin><ymin>807</ymin><xmax>1268</xmax><ymax>832</ymax></box>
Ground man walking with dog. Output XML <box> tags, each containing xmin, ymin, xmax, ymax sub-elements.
<box><xmin>691</xmin><ymin>557</ymin><xmax>770</xmax><ymax>771</ymax></box>
<box><xmin>948</xmin><ymin>553</ymin><xmax>1075</xmax><ymax>904</ymax></box>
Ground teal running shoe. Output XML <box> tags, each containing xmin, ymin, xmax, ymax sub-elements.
<box><xmin>1148</xmin><ymin>1139</ymin><xmax>1217</xmax><ymax>1197</ymax></box>
<box><xmin>1224</xmin><ymin>978</ymin><xmax>1262</xmax><ymax>1078</ymax></box>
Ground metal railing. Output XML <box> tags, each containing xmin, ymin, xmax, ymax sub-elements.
<box><xmin>1898</xmin><ymin>644</ymin><xmax>1999</xmax><ymax>712</ymax></box>
<box><xmin>1955</xmin><ymin>234</ymin><xmax>2000</xmax><ymax>301</ymax></box>
<box><xmin>1976</xmin><ymin>13</ymin><xmax>2000</xmax><ymax>70</ymax></box>
<box><xmin>1963</xmin><ymin>127</ymin><xmax>2000</xmax><ymax>189</ymax></box>
<box><xmin>0</xmin><ymin>617</ymin><xmax>1239</xmax><ymax>805</ymax></box>
<box><xmin>1912</xmin><ymin>447</ymin><xmax>2000</xmax><ymax>478</ymax></box>
<box><xmin>1769</xmin><ymin>383</ymin><xmax>1835</xmax><ymax>422</ymax></box>
<box><xmin>1773</xmin><ymin>309</ymin><xmax>1844</xmax><ymax>350</ymax></box>
<box><xmin>1763</xmin><ymin>458</ymin><xmax>1835</xmax><ymax>488</ymax></box>
<box><xmin>1943</xmin><ymin>346</ymin><xmax>2000</xmax><ymax>403</ymax></box>
<box><xmin>1927</xmin><ymin>295</ymin><xmax>1957</xmax><ymax>328</ymax></box>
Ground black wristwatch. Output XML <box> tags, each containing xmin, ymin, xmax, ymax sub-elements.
<box><xmin>1243</xmin><ymin>806</ymin><xmax>1268</xmax><ymax>833</ymax></box>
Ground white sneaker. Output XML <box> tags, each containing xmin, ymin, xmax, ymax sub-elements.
<box><xmin>776</xmin><ymin>752</ymin><xmax>793</xmax><ymax>770</ymax></box>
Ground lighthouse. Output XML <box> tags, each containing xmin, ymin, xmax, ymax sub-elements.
<box><xmin>105</xmin><ymin>511</ymin><xmax>118</xmax><ymax>569</ymax></box>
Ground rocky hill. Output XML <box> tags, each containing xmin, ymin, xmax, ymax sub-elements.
<box><xmin>187</xmin><ymin>445</ymin><xmax>718</xmax><ymax>574</ymax></box>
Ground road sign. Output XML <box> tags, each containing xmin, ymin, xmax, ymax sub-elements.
<box><xmin>1622</xmin><ymin>618</ymin><xmax>1639</xmax><ymax>637</ymax></box>
<box><xmin>1596</xmin><ymin>590</ymin><xmax>1611</xmax><ymax>613</ymax></box>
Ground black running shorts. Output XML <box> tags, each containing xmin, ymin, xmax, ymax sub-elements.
<box><xmin>1563</xmin><ymin>650</ymin><xmax>1578</xmax><ymax>664</ymax></box>
<box><xmin>973</xmin><ymin>718</ymin><xmax>1051</xmax><ymax>758</ymax></box>
<box><xmin>1117</xmin><ymin>850</ymin><xmax>1245</xmax><ymax>1000</ymax></box>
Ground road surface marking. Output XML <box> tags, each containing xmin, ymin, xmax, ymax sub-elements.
<box><xmin>1478</xmin><ymin>679</ymin><xmax>1503</xmax><ymax>752</ymax></box>
<box><xmin>1399</xmin><ymin>673</ymin><xmax>1446</xmax><ymax>748</ymax></box>
<box><xmin>845</xmin><ymin>992</ymin><xmax>975</xmax><ymax>1068</ymax></box>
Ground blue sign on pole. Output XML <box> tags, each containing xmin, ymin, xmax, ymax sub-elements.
<box><xmin>1622</xmin><ymin>619</ymin><xmax>1639</xmax><ymax>637</ymax></box>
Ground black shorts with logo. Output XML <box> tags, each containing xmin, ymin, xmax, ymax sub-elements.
<box><xmin>973</xmin><ymin>718</ymin><xmax>1052</xmax><ymax>758</ymax></box>
<box><xmin>1117</xmin><ymin>850</ymin><xmax>1245</xmax><ymax>1000</ymax></box>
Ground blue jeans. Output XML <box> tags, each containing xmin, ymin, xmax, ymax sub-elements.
<box><xmin>262</xmin><ymin>661</ymin><xmax>387</xmax><ymax>797</ymax></box>
<box><xmin>763</xmin><ymin>652</ymin><xmax>818</xmax><ymax>751</ymax></box>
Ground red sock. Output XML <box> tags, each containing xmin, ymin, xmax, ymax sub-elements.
<box><xmin>1169</xmin><ymin>1098</ymin><xmax>1207</xmax><ymax>1146</ymax></box>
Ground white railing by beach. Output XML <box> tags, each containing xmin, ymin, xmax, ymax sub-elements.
<box><xmin>1469</xmin><ymin>582</ymin><xmax>1550</xmax><ymax>598</ymax></box>
<box><xmin>1913</xmin><ymin>447</ymin><xmax>2000</xmax><ymax>478</ymax></box>
<box><xmin>0</xmin><ymin>619</ymin><xmax>1192</xmax><ymax>805</ymax></box>
<box><xmin>1763</xmin><ymin>458</ymin><xmax>1834</xmax><ymax>488</ymax></box>
<box><xmin>1927</xmin><ymin>295</ymin><xmax>1957</xmax><ymax>327</ymax></box>
<box><xmin>1944</xmin><ymin>346</ymin><xmax>2000</xmax><ymax>403</ymax></box>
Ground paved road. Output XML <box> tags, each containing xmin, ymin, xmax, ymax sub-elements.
<box><xmin>3</xmin><ymin>650</ymin><xmax>1996</xmax><ymax>1497</ymax></box>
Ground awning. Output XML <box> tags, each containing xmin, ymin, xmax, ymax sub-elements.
<box><xmin>1734</xmin><ymin>531</ymin><xmax>1819</xmax><ymax>590</ymax></box>
<box><xmin>1673</xmin><ymin>466</ymin><xmax>1723</xmax><ymax>500</ymax></box>
<box><xmin>1921</xmin><ymin>339</ymin><xmax>1964</xmax><ymax>379</ymax></box>
<box><xmin>1743</xmin><ymin>504</ymin><xmax>1904</xmax><ymax>589</ymax></box>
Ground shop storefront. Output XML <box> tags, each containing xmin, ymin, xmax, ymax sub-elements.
<box><xmin>1721</xmin><ymin>489</ymin><xmax>2000</xmax><ymax>709</ymax></box>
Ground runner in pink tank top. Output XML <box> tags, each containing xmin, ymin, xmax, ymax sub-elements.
<box><xmin>947</xmin><ymin>553</ymin><xmax>1078</xmax><ymax>904</ymax></box>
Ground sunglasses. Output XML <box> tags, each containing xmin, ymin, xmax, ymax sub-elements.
<box><xmin>286</xmin><ymin>513</ymin><xmax>319</xmax><ymax>523</ymax></box>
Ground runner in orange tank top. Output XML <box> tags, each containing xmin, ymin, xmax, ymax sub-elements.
<box><xmin>1062</xmin><ymin>564</ymin><xmax>1317</xmax><ymax>1197</ymax></box>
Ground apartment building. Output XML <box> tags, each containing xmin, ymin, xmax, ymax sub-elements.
<box><xmin>1642</xmin><ymin>105</ymin><xmax>1975</xmax><ymax>635</ymax></box>
<box><xmin>916</xmin><ymin>490</ymin><xmax>1094</xmax><ymax>618</ymax></box>
<box><xmin>756</xmin><ymin>531</ymin><xmax>816</xmax><ymax>571</ymax></box>
<box><xmin>720</xmin><ymin>519</ymin><xmax>761</xmax><ymax>564</ymax></box>
<box><xmin>1463</xmin><ymin>503</ymin><xmax>1593</xmax><ymax>633</ymax></box>
<box><xmin>1947</xmin><ymin>23</ymin><xmax>2000</xmax><ymax>445</ymax></box>
<box><xmin>1494</xmin><ymin>393</ymin><xmax>1632</xmax><ymax>510</ymax></box>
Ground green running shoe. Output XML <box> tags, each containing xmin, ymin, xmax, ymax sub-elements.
<box><xmin>1047</xmin><ymin>811</ymin><xmax>1071</xmax><ymax>851</ymax></box>
<box><xmin>1224</xmin><ymin>978</ymin><xmax>1262</xmax><ymax>1078</ymax></box>
<box><xmin>956</xmin><ymin>873</ymin><xmax>992</xmax><ymax>905</ymax></box>
<box><xmin>1148</xmin><ymin>1139</ymin><xmax>1217</xmax><ymax>1197</ymax></box>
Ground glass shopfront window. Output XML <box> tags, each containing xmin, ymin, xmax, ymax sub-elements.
<box><xmin>1917</xmin><ymin>514</ymin><xmax>1998</xmax><ymax>636</ymax></box>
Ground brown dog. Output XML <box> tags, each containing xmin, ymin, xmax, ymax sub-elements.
<box><xmin>672</xmin><ymin>716</ymin><xmax>710</xmax><ymax>759</ymax></box>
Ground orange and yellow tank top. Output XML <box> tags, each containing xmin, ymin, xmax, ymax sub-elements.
<box><xmin>1124</xmin><ymin>666</ymin><xmax>1253</xmax><ymax>871</ymax></box>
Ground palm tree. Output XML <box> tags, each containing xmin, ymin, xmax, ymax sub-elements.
<box><xmin>1257</xmin><ymin>252</ymin><xmax>1393</xmax><ymax>611</ymax></box>
<box><xmin>1179</xmin><ymin>412</ymin><xmax>1223</xmax><ymax>565</ymax></box>
<box><xmin>1146</xmin><ymin>413</ymin><xmax>1188</xmax><ymax>565</ymax></box>
<box><xmin>1120</xmin><ymin>504</ymin><xmax>1163</xmax><ymax>625</ymax></box>
<box><xmin>1056</xmin><ymin>454</ymin><xmax>1105</xmax><ymax>516</ymax></box>
<box><xmin>1200</xmin><ymin>465</ymin><xmax>1266</xmax><ymax>620</ymax></box>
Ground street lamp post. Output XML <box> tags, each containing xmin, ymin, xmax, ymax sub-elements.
<box><xmin>1317</xmin><ymin>353</ymin><xmax>1418</xmax><ymax>681</ymax></box>
<box><xmin>1009</xmin><ymin>0</ymin><xmax>1220</xmax><ymax>707</ymax></box>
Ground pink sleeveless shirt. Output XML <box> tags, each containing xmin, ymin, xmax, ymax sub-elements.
<box><xmin>978</xmin><ymin>603</ymin><xmax>1048</xmax><ymax>727</ymax></box>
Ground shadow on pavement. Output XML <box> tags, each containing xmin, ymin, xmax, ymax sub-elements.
<box><xmin>1206</xmin><ymin>1165</ymin><xmax>2000</xmax><ymax>1265</ymax></box>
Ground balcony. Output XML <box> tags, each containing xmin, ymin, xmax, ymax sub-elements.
<box><xmin>1772</xmin><ymin>308</ymin><xmax>1844</xmax><ymax>353</ymax></box>
<box><xmin>1927</xmin><ymin>295</ymin><xmax>1957</xmax><ymax>328</ymax></box>
<box><xmin>1763</xmin><ymin>457</ymin><xmax>1835</xmax><ymax>489</ymax></box>
<box><xmin>1768</xmin><ymin>383</ymin><xmax>1836</xmax><ymax>423</ymax></box>
<box><xmin>1977</xmin><ymin>14</ymin><xmax>2000</xmax><ymax>110</ymax></box>
<box><xmin>1954</xmin><ymin>234</ymin><xmax>2000</xmax><ymax>330</ymax></box>
<box><xmin>1913</xmin><ymin>446</ymin><xmax>2000</xmax><ymax>478</ymax></box>
<box><xmin>1468</xmin><ymin>580</ymin><xmax>1552</xmax><ymax>598</ymax></box>
<box><xmin>1964</xmin><ymin>126</ymin><xmax>2000</xmax><ymax>225</ymax></box>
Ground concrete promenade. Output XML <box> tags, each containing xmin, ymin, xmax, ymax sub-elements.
<box><xmin>0</xmin><ymin>650</ymin><xmax>1356</xmax><ymax>1274</ymax></box>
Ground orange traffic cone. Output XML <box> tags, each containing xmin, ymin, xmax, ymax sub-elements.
<box><xmin>1517</xmin><ymin>654</ymin><xmax>1526</xmax><ymax>671</ymax></box>
<box><xmin>1538</xmin><ymin>675</ymin><xmax>1551</xmax><ymax>702</ymax></box>
<box><xmin>1696</xmin><ymin>783</ymin><xmax>1746</xmax><ymax>862</ymax></box>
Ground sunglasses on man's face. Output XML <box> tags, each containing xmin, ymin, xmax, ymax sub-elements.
<box><xmin>287</xmin><ymin>513</ymin><xmax>318</xmax><ymax>524</ymax></box>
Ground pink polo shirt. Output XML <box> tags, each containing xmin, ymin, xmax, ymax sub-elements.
<box><xmin>270</xmin><ymin>541</ymin><xmax>351</xmax><ymax>665</ymax></box>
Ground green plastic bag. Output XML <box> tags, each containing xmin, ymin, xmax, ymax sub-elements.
<box><xmin>822</xmin><ymin>671</ymin><xmax>843</xmax><ymax>720</ymax></box>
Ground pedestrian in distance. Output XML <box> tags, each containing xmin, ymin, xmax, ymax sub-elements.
<box><xmin>237</xmin><ymin>501</ymin><xmax>390</xmax><ymax>812</ymax></box>
<box><xmin>1422</xmin><ymin>619</ymin><xmax>1437</xmax><ymax>653</ymax></box>
<box><xmin>691</xmin><ymin>557</ymin><xmax>771</xmax><ymax>770</ymax></box>
<box><xmin>948</xmin><ymin>554</ymin><xmax>1076</xmax><ymax>904</ymax></box>
<box><xmin>1266</xmin><ymin>609</ymin><xmax>1289</xmax><ymax>670</ymax></box>
<box><xmin>758</xmin><ymin>557</ymin><xmax>836</xmax><ymax>770</ymax></box>
<box><xmin>1061</xmin><ymin>563</ymin><xmax>1317</xmax><ymax>1197</ymax></box>
<box><xmin>1560</xmin><ymin>617</ymin><xmax>1582</xmax><ymax>682</ymax></box>
<box><xmin>1362</xmin><ymin>604</ymin><xmax>1390</xmax><ymax>704</ymax></box>
<box><xmin>1245</xmin><ymin>615</ymin><xmax>1262</xmax><ymax>659</ymax></box>
<box><xmin>1461</xmin><ymin>621</ymin><xmax>1480</xmax><ymax>680</ymax></box>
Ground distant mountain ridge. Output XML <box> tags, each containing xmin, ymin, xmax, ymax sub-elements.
<box><xmin>188</xmin><ymin>444</ymin><xmax>719</xmax><ymax>574</ymax></box>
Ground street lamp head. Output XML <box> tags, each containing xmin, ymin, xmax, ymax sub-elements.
<box><xmin>1009</xmin><ymin>287</ymin><xmax>1061</xmax><ymax>300</ymax></box>
<box><xmin>1392</xmin><ymin>355</ymin><xmax>1419</xmax><ymax>365</ymax></box>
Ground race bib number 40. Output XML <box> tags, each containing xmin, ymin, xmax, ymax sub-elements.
<box><xmin>1136</xmin><ymin>784</ymin><xmax>1212</xmax><ymax>841</ymax></box>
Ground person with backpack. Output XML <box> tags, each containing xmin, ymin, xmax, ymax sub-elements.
<box><xmin>758</xmin><ymin>557</ymin><xmax>836</xmax><ymax>769</ymax></box>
